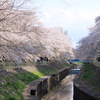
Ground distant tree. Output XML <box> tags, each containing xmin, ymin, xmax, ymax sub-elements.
<box><xmin>95</xmin><ymin>16</ymin><xmax>100</xmax><ymax>22</ymax></box>
<box><xmin>40</xmin><ymin>27</ymin><xmax>74</xmax><ymax>60</ymax></box>
<box><xmin>76</xmin><ymin>16</ymin><xmax>100</xmax><ymax>61</ymax></box>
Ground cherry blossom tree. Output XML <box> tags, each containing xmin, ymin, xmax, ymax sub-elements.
<box><xmin>37</xmin><ymin>27</ymin><xmax>74</xmax><ymax>60</ymax></box>
<box><xmin>76</xmin><ymin>16</ymin><xmax>100</xmax><ymax>65</ymax></box>
<box><xmin>0</xmin><ymin>0</ymin><xmax>74</xmax><ymax>67</ymax></box>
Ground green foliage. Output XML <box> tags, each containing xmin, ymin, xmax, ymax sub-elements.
<box><xmin>9</xmin><ymin>97</ymin><xmax>16</xmax><ymax>100</ymax></box>
<box><xmin>92</xmin><ymin>87</ymin><xmax>100</xmax><ymax>91</ymax></box>
<box><xmin>6</xmin><ymin>77</ymin><xmax>11</xmax><ymax>80</ymax></box>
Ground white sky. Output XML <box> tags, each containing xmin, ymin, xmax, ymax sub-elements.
<box><xmin>28</xmin><ymin>0</ymin><xmax>100</xmax><ymax>48</ymax></box>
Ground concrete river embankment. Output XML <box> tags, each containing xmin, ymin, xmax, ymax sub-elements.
<box><xmin>41</xmin><ymin>73</ymin><xmax>76</xmax><ymax>100</ymax></box>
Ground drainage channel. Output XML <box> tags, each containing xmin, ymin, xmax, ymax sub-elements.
<box><xmin>41</xmin><ymin>73</ymin><xmax>76</xmax><ymax>100</ymax></box>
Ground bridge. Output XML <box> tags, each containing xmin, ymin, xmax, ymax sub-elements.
<box><xmin>68</xmin><ymin>59</ymin><xmax>89</xmax><ymax>74</ymax></box>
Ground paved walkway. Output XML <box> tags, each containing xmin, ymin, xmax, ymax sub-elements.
<box><xmin>41</xmin><ymin>74</ymin><xmax>76</xmax><ymax>100</ymax></box>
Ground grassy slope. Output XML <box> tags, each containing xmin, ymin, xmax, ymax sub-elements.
<box><xmin>82</xmin><ymin>63</ymin><xmax>100</xmax><ymax>92</ymax></box>
<box><xmin>0</xmin><ymin>62</ymin><xmax>70</xmax><ymax>100</ymax></box>
<box><xmin>74</xmin><ymin>62</ymin><xmax>82</xmax><ymax>65</ymax></box>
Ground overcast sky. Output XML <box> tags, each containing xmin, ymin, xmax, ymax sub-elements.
<box><xmin>32</xmin><ymin>0</ymin><xmax>100</xmax><ymax>48</ymax></box>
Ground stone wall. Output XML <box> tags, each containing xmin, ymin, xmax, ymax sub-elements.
<box><xmin>23</xmin><ymin>67</ymin><xmax>71</xmax><ymax>100</ymax></box>
<box><xmin>73</xmin><ymin>65</ymin><xmax>100</xmax><ymax>100</ymax></box>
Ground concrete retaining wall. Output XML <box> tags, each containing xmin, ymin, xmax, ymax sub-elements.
<box><xmin>23</xmin><ymin>67</ymin><xmax>71</xmax><ymax>100</ymax></box>
<box><xmin>91</xmin><ymin>61</ymin><xmax>100</xmax><ymax>68</ymax></box>
<box><xmin>73</xmin><ymin>65</ymin><xmax>100</xmax><ymax>100</ymax></box>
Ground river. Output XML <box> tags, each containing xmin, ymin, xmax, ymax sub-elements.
<box><xmin>41</xmin><ymin>74</ymin><xmax>76</xmax><ymax>100</ymax></box>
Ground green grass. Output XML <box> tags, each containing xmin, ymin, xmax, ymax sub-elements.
<box><xmin>74</xmin><ymin>62</ymin><xmax>82</xmax><ymax>65</ymax></box>
<box><xmin>0</xmin><ymin>62</ymin><xmax>70</xmax><ymax>100</ymax></box>
<box><xmin>33</xmin><ymin>69</ymin><xmax>56</xmax><ymax>77</ymax></box>
<box><xmin>0</xmin><ymin>72</ymin><xmax>39</xmax><ymax>100</ymax></box>
<box><xmin>82</xmin><ymin>63</ymin><xmax>100</xmax><ymax>92</ymax></box>
<box><xmin>82</xmin><ymin>63</ymin><xmax>94</xmax><ymax>81</ymax></box>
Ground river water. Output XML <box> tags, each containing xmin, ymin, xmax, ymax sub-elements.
<box><xmin>41</xmin><ymin>74</ymin><xmax>76</xmax><ymax>100</ymax></box>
